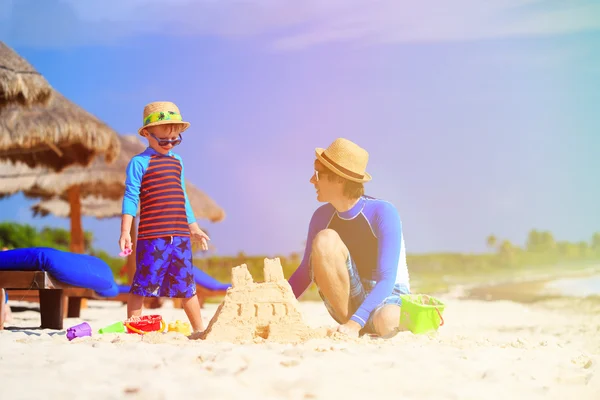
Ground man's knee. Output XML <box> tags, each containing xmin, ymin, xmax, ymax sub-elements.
<box><xmin>312</xmin><ymin>229</ymin><xmax>343</xmax><ymax>257</ymax></box>
<box><xmin>372</xmin><ymin>305</ymin><xmax>401</xmax><ymax>337</ymax></box>
<box><xmin>310</xmin><ymin>229</ymin><xmax>349</xmax><ymax>288</ymax></box>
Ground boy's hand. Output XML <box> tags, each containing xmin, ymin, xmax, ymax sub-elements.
<box><xmin>119</xmin><ymin>231</ymin><xmax>132</xmax><ymax>252</ymax></box>
<box><xmin>189</xmin><ymin>224</ymin><xmax>210</xmax><ymax>251</ymax></box>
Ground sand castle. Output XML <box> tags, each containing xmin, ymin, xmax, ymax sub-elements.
<box><xmin>200</xmin><ymin>258</ymin><xmax>317</xmax><ymax>343</ymax></box>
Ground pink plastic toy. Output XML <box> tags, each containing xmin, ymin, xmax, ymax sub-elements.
<box><xmin>119</xmin><ymin>248</ymin><xmax>132</xmax><ymax>257</ymax></box>
<box><xmin>66</xmin><ymin>322</ymin><xmax>92</xmax><ymax>341</ymax></box>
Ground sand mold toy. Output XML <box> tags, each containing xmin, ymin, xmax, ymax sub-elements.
<box><xmin>125</xmin><ymin>315</ymin><xmax>165</xmax><ymax>334</ymax></box>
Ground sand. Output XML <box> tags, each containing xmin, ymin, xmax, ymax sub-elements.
<box><xmin>1</xmin><ymin>292</ymin><xmax>598</xmax><ymax>399</ymax></box>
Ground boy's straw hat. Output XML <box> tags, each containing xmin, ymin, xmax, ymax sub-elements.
<box><xmin>315</xmin><ymin>138</ymin><xmax>372</xmax><ymax>183</ymax></box>
<box><xmin>138</xmin><ymin>101</ymin><xmax>190</xmax><ymax>136</ymax></box>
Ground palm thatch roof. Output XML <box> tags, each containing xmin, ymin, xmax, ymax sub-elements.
<box><xmin>0</xmin><ymin>135</ymin><xmax>226</xmax><ymax>223</ymax></box>
<box><xmin>32</xmin><ymin>184</ymin><xmax>226</xmax><ymax>223</ymax></box>
<box><xmin>0</xmin><ymin>134</ymin><xmax>137</xmax><ymax>200</ymax></box>
<box><xmin>31</xmin><ymin>196</ymin><xmax>121</xmax><ymax>220</ymax></box>
<box><xmin>0</xmin><ymin>41</ymin><xmax>53</xmax><ymax>107</ymax></box>
<box><xmin>0</xmin><ymin>89</ymin><xmax>121</xmax><ymax>171</ymax></box>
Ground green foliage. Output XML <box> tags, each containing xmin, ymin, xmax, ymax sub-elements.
<box><xmin>195</xmin><ymin>229</ymin><xmax>600</xmax><ymax>295</ymax></box>
<box><xmin>487</xmin><ymin>229</ymin><xmax>600</xmax><ymax>268</ymax></box>
<box><xmin>2</xmin><ymin>222</ymin><xmax>599</xmax><ymax>296</ymax></box>
<box><xmin>0</xmin><ymin>222</ymin><xmax>69</xmax><ymax>250</ymax></box>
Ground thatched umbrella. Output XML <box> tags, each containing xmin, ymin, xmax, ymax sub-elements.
<box><xmin>0</xmin><ymin>134</ymin><xmax>225</xmax><ymax>254</ymax></box>
<box><xmin>31</xmin><ymin>196</ymin><xmax>128</xmax><ymax>220</ymax></box>
<box><xmin>31</xmin><ymin>191</ymin><xmax>225</xmax><ymax>223</ymax></box>
<box><xmin>0</xmin><ymin>41</ymin><xmax>53</xmax><ymax>107</ymax></box>
<box><xmin>0</xmin><ymin>89</ymin><xmax>121</xmax><ymax>171</ymax></box>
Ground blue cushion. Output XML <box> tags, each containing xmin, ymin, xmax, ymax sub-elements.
<box><xmin>0</xmin><ymin>247</ymin><xmax>119</xmax><ymax>297</ymax></box>
<box><xmin>192</xmin><ymin>268</ymin><xmax>231</xmax><ymax>291</ymax></box>
<box><xmin>117</xmin><ymin>284</ymin><xmax>130</xmax><ymax>294</ymax></box>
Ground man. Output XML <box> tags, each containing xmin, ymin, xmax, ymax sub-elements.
<box><xmin>288</xmin><ymin>138</ymin><xmax>410</xmax><ymax>338</ymax></box>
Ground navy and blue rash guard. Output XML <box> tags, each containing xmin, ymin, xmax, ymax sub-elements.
<box><xmin>288</xmin><ymin>195</ymin><xmax>410</xmax><ymax>328</ymax></box>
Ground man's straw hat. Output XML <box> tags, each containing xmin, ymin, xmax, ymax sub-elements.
<box><xmin>315</xmin><ymin>138</ymin><xmax>372</xmax><ymax>183</ymax></box>
<box><xmin>137</xmin><ymin>101</ymin><xmax>190</xmax><ymax>136</ymax></box>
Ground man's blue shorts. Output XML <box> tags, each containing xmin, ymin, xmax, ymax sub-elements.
<box><xmin>130</xmin><ymin>236</ymin><xmax>196</xmax><ymax>299</ymax></box>
<box><xmin>310</xmin><ymin>254</ymin><xmax>410</xmax><ymax>334</ymax></box>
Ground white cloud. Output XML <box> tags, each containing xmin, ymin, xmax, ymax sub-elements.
<box><xmin>271</xmin><ymin>0</ymin><xmax>600</xmax><ymax>50</ymax></box>
<box><xmin>2</xmin><ymin>0</ymin><xmax>599</xmax><ymax>49</ymax></box>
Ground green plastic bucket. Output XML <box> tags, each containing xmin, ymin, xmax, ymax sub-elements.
<box><xmin>399</xmin><ymin>294</ymin><xmax>446</xmax><ymax>334</ymax></box>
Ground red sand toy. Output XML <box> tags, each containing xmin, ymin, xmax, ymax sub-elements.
<box><xmin>125</xmin><ymin>315</ymin><xmax>165</xmax><ymax>334</ymax></box>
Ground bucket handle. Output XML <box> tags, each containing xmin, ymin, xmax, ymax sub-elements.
<box><xmin>126</xmin><ymin>319</ymin><xmax>166</xmax><ymax>335</ymax></box>
<box><xmin>435</xmin><ymin>307</ymin><xmax>444</xmax><ymax>326</ymax></box>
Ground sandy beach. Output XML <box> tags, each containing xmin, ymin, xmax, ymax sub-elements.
<box><xmin>1</xmin><ymin>292</ymin><xmax>599</xmax><ymax>400</ymax></box>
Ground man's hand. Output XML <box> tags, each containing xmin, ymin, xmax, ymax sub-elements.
<box><xmin>189</xmin><ymin>223</ymin><xmax>210</xmax><ymax>251</ymax></box>
<box><xmin>336</xmin><ymin>320</ymin><xmax>361</xmax><ymax>338</ymax></box>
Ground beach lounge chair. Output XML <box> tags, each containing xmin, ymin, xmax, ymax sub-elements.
<box><xmin>0</xmin><ymin>247</ymin><xmax>119</xmax><ymax>330</ymax></box>
<box><xmin>1</xmin><ymin>248</ymin><xmax>232</xmax><ymax>329</ymax></box>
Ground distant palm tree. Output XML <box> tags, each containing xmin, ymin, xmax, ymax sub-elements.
<box><xmin>526</xmin><ymin>229</ymin><xmax>540</xmax><ymax>251</ymax></box>
<box><xmin>526</xmin><ymin>229</ymin><xmax>555</xmax><ymax>252</ymax></box>
<box><xmin>499</xmin><ymin>240</ymin><xmax>516</xmax><ymax>263</ymax></box>
<box><xmin>486</xmin><ymin>235</ymin><xmax>497</xmax><ymax>251</ymax></box>
<box><xmin>591</xmin><ymin>232</ymin><xmax>600</xmax><ymax>251</ymax></box>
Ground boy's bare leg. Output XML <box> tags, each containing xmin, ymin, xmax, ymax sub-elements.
<box><xmin>0</xmin><ymin>289</ymin><xmax>5</xmax><ymax>330</ymax></box>
<box><xmin>127</xmin><ymin>293</ymin><xmax>145</xmax><ymax>319</ymax></box>
<box><xmin>182</xmin><ymin>294</ymin><xmax>204</xmax><ymax>332</ymax></box>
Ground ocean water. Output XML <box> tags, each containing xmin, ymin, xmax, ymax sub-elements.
<box><xmin>544</xmin><ymin>275</ymin><xmax>600</xmax><ymax>297</ymax></box>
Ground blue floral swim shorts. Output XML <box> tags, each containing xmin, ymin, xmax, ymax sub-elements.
<box><xmin>130</xmin><ymin>236</ymin><xmax>196</xmax><ymax>298</ymax></box>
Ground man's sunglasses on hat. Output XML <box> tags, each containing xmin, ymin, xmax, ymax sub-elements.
<box><xmin>148</xmin><ymin>132</ymin><xmax>183</xmax><ymax>147</ymax></box>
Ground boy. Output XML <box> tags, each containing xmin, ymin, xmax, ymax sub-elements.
<box><xmin>119</xmin><ymin>101</ymin><xmax>210</xmax><ymax>334</ymax></box>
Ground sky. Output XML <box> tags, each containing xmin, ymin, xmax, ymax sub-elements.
<box><xmin>0</xmin><ymin>0</ymin><xmax>599</xmax><ymax>258</ymax></box>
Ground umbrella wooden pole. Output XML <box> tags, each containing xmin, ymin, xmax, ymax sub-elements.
<box><xmin>67</xmin><ymin>185</ymin><xmax>84</xmax><ymax>254</ymax></box>
<box><xmin>67</xmin><ymin>185</ymin><xmax>88</xmax><ymax>311</ymax></box>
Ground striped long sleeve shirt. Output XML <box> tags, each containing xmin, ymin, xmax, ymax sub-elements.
<box><xmin>122</xmin><ymin>147</ymin><xmax>196</xmax><ymax>240</ymax></box>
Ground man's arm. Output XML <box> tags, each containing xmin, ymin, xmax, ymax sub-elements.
<box><xmin>288</xmin><ymin>206</ymin><xmax>331</xmax><ymax>298</ymax></box>
<box><xmin>349</xmin><ymin>201</ymin><xmax>402</xmax><ymax>328</ymax></box>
